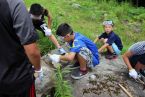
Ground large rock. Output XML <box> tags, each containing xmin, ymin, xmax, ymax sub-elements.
<box><xmin>35</xmin><ymin>48</ymin><xmax>145</xmax><ymax>97</ymax></box>
<box><xmin>72</xmin><ymin>56</ymin><xmax>145</xmax><ymax>97</ymax></box>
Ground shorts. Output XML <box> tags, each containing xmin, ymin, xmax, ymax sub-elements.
<box><xmin>0</xmin><ymin>83</ymin><xmax>36</xmax><ymax>97</ymax></box>
<box><xmin>78</xmin><ymin>47</ymin><xmax>94</xmax><ymax>68</ymax></box>
<box><xmin>129</xmin><ymin>53</ymin><xmax>145</xmax><ymax>68</ymax></box>
<box><xmin>112</xmin><ymin>43</ymin><xmax>121</xmax><ymax>55</ymax></box>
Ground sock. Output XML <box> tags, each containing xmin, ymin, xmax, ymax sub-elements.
<box><xmin>112</xmin><ymin>52</ymin><xmax>116</xmax><ymax>55</ymax></box>
<box><xmin>80</xmin><ymin>68</ymin><xmax>88</xmax><ymax>74</ymax></box>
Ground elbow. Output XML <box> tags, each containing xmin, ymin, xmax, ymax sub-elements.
<box><xmin>29</xmin><ymin>50</ymin><xmax>40</xmax><ymax>58</ymax></box>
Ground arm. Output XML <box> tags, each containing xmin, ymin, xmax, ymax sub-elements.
<box><xmin>48</xmin><ymin>34</ymin><xmax>61</xmax><ymax>48</ymax></box>
<box><xmin>43</xmin><ymin>9</ymin><xmax>52</xmax><ymax>28</ymax></box>
<box><xmin>122</xmin><ymin>51</ymin><xmax>134</xmax><ymax>70</ymax></box>
<box><xmin>94</xmin><ymin>37</ymin><xmax>99</xmax><ymax>43</ymax></box>
<box><xmin>47</xmin><ymin>13</ymin><xmax>52</xmax><ymax>29</ymax></box>
<box><xmin>24</xmin><ymin>43</ymin><xmax>41</xmax><ymax>70</ymax></box>
<box><xmin>98</xmin><ymin>43</ymin><xmax>109</xmax><ymax>53</ymax></box>
<box><xmin>60</xmin><ymin>52</ymin><xmax>76</xmax><ymax>61</ymax></box>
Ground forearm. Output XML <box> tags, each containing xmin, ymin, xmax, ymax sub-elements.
<box><xmin>24</xmin><ymin>43</ymin><xmax>41</xmax><ymax>70</ymax></box>
<box><xmin>122</xmin><ymin>55</ymin><xmax>133</xmax><ymax>70</ymax></box>
<box><xmin>98</xmin><ymin>43</ymin><xmax>109</xmax><ymax>53</ymax></box>
<box><xmin>94</xmin><ymin>37</ymin><xmax>98</xmax><ymax>43</ymax></box>
<box><xmin>47</xmin><ymin>15</ymin><xmax>52</xmax><ymax>28</ymax></box>
<box><xmin>48</xmin><ymin>34</ymin><xmax>60</xmax><ymax>48</ymax></box>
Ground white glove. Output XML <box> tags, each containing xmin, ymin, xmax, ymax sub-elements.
<box><xmin>49</xmin><ymin>54</ymin><xmax>60</xmax><ymax>63</ymax></box>
<box><xmin>129</xmin><ymin>69</ymin><xmax>138</xmax><ymax>79</ymax></box>
<box><xmin>59</xmin><ymin>48</ymin><xmax>66</xmax><ymax>55</ymax></box>
<box><xmin>40</xmin><ymin>24</ymin><xmax>52</xmax><ymax>36</ymax></box>
<box><xmin>34</xmin><ymin>68</ymin><xmax>43</xmax><ymax>81</ymax></box>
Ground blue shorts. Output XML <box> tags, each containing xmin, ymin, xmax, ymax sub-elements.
<box><xmin>112</xmin><ymin>43</ymin><xmax>121</xmax><ymax>55</ymax></box>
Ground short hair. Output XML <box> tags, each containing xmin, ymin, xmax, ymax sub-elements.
<box><xmin>30</xmin><ymin>3</ymin><xmax>43</xmax><ymax>16</ymax></box>
<box><xmin>56</xmin><ymin>23</ymin><xmax>73</xmax><ymax>36</ymax></box>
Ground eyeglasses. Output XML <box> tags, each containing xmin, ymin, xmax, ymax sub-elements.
<box><xmin>103</xmin><ymin>20</ymin><xmax>113</xmax><ymax>26</ymax></box>
<box><xmin>58</xmin><ymin>36</ymin><xmax>66</xmax><ymax>41</ymax></box>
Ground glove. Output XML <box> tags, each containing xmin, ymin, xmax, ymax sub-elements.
<box><xmin>49</xmin><ymin>54</ymin><xmax>60</xmax><ymax>63</ymax></box>
<box><xmin>34</xmin><ymin>68</ymin><xmax>43</xmax><ymax>82</ymax></box>
<box><xmin>40</xmin><ymin>24</ymin><xmax>52</xmax><ymax>36</ymax></box>
<box><xmin>58</xmin><ymin>48</ymin><xmax>66</xmax><ymax>55</ymax></box>
<box><xmin>129</xmin><ymin>69</ymin><xmax>138</xmax><ymax>79</ymax></box>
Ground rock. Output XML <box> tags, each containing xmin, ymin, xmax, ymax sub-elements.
<box><xmin>72</xmin><ymin>56</ymin><xmax>145</xmax><ymax>97</ymax></box>
<box><xmin>35</xmin><ymin>47</ymin><xmax>145</xmax><ymax>97</ymax></box>
<box><xmin>35</xmin><ymin>45</ymin><xmax>70</xmax><ymax>96</ymax></box>
<box><xmin>72</xmin><ymin>3</ymin><xmax>81</xmax><ymax>9</ymax></box>
<box><xmin>35</xmin><ymin>60</ymin><xmax>55</xmax><ymax>95</ymax></box>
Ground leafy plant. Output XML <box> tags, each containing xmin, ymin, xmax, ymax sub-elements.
<box><xmin>54</xmin><ymin>65</ymin><xmax>73</xmax><ymax>97</ymax></box>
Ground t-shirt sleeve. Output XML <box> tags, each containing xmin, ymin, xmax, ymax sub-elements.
<box><xmin>70</xmin><ymin>39</ymin><xmax>86</xmax><ymax>53</ymax></box>
<box><xmin>8</xmin><ymin>0</ymin><xmax>38</xmax><ymax>45</ymax></box>
<box><xmin>98</xmin><ymin>33</ymin><xmax>106</xmax><ymax>39</ymax></box>
<box><xmin>129</xmin><ymin>42</ymin><xmax>145</xmax><ymax>55</ymax></box>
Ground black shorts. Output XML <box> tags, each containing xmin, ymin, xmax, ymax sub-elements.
<box><xmin>129</xmin><ymin>53</ymin><xmax>145</xmax><ymax>68</ymax></box>
<box><xmin>0</xmin><ymin>83</ymin><xmax>36</xmax><ymax>97</ymax></box>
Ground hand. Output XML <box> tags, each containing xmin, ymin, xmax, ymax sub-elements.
<box><xmin>40</xmin><ymin>24</ymin><xmax>52</xmax><ymax>36</ymax></box>
<box><xmin>59</xmin><ymin>48</ymin><xmax>66</xmax><ymax>55</ymax></box>
<box><xmin>49</xmin><ymin>54</ymin><xmax>60</xmax><ymax>63</ymax></box>
<box><xmin>34</xmin><ymin>68</ymin><xmax>43</xmax><ymax>81</ymax></box>
<box><xmin>129</xmin><ymin>69</ymin><xmax>138</xmax><ymax>79</ymax></box>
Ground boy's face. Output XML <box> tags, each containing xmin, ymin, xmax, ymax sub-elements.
<box><xmin>59</xmin><ymin>33</ymin><xmax>72</xmax><ymax>42</ymax></box>
<box><xmin>104</xmin><ymin>25</ymin><xmax>113</xmax><ymax>34</ymax></box>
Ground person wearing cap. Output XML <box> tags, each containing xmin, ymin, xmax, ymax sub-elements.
<box><xmin>94</xmin><ymin>20</ymin><xmax>123</xmax><ymax>59</ymax></box>
<box><xmin>29</xmin><ymin>3</ymin><xmax>66</xmax><ymax>55</ymax></box>
<box><xmin>49</xmin><ymin>23</ymin><xmax>100</xmax><ymax>80</ymax></box>
<box><xmin>122</xmin><ymin>41</ymin><xmax>145</xmax><ymax>79</ymax></box>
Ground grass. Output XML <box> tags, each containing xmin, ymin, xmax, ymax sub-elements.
<box><xmin>24</xmin><ymin>0</ymin><xmax>145</xmax><ymax>96</ymax></box>
<box><xmin>24</xmin><ymin>0</ymin><xmax>145</xmax><ymax>55</ymax></box>
<box><xmin>54</xmin><ymin>65</ymin><xmax>72</xmax><ymax>97</ymax></box>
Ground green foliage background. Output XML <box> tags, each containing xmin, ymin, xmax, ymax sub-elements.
<box><xmin>25</xmin><ymin>0</ymin><xmax>145</xmax><ymax>54</ymax></box>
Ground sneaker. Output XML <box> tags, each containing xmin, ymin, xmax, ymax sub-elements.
<box><xmin>71</xmin><ymin>68</ymin><xmax>88</xmax><ymax>80</ymax></box>
<box><xmin>105</xmin><ymin>53</ymin><xmax>118</xmax><ymax>59</ymax></box>
<box><xmin>69</xmin><ymin>62</ymin><xmax>80</xmax><ymax>69</ymax></box>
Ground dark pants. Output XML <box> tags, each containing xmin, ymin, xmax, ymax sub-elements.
<box><xmin>129</xmin><ymin>53</ymin><xmax>145</xmax><ymax>68</ymax></box>
<box><xmin>0</xmin><ymin>83</ymin><xmax>36</xmax><ymax>97</ymax></box>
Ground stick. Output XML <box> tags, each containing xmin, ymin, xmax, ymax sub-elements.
<box><xmin>118</xmin><ymin>83</ymin><xmax>133</xmax><ymax>97</ymax></box>
<box><xmin>136</xmin><ymin>78</ymin><xmax>145</xmax><ymax>85</ymax></box>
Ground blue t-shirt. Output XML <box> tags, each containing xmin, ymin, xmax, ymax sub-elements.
<box><xmin>69</xmin><ymin>32</ymin><xmax>99</xmax><ymax>66</ymax></box>
<box><xmin>98</xmin><ymin>31</ymin><xmax>123</xmax><ymax>50</ymax></box>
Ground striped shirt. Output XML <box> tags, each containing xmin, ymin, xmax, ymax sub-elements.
<box><xmin>129</xmin><ymin>41</ymin><xmax>145</xmax><ymax>55</ymax></box>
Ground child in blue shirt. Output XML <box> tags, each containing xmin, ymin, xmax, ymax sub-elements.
<box><xmin>49</xmin><ymin>23</ymin><xmax>99</xmax><ymax>79</ymax></box>
<box><xmin>94</xmin><ymin>20</ymin><xmax>123</xmax><ymax>59</ymax></box>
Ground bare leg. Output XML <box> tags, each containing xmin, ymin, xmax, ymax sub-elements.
<box><xmin>76</xmin><ymin>54</ymin><xmax>87</xmax><ymax>71</ymax></box>
<box><xmin>107</xmin><ymin>45</ymin><xmax>114</xmax><ymax>53</ymax></box>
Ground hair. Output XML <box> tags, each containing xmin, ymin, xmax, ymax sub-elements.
<box><xmin>56</xmin><ymin>23</ymin><xmax>73</xmax><ymax>36</ymax></box>
<box><xmin>30</xmin><ymin>3</ymin><xmax>43</xmax><ymax>16</ymax></box>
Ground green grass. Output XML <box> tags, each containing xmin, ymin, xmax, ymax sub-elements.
<box><xmin>54</xmin><ymin>66</ymin><xmax>72</xmax><ymax>97</ymax></box>
<box><xmin>24</xmin><ymin>0</ymin><xmax>145</xmax><ymax>54</ymax></box>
